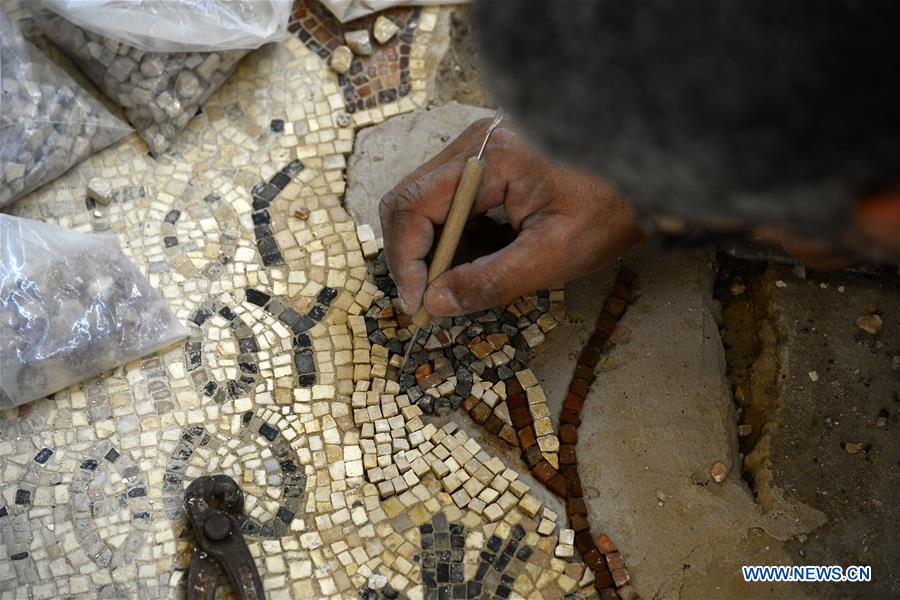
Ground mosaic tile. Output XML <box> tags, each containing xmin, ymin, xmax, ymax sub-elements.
<box><xmin>288</xmin><ymin>0</ymin><xmax>420</xmax><ymax>115</ymax></box>
<box><xmin>0</xmin><ymin>2</ymin><xmax>622</xmax><ymax>598</ymax></box>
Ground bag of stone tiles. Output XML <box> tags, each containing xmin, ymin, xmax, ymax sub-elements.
<box><xmin>34</xmin><ymin>0</ymin><xmax>292</xmax><ymax>156</ymax></box>
<box><xmin>0</xmin><ymin>215</ymin><xmax>189</xmax><ymax>409</ymax></box>
<box><xmin>0</xmin><ymin>10</ymin><xmax>131</xmax><ymax>209</ymax></box>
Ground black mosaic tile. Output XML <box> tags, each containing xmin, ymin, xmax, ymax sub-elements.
<box><xmin>245</xmin><ymin>288</ymin><xmax>271</xmax><ymax>306</ymax></box>
<box><xmin>34</xmin><ymin>448</ymin><xmax>53</xmax><ymax>463</ymax></box>
<box><xmin>276</xmin><ymin>506</ymin><xmax>294</xmax><ymax>523</ymax></box>
<box><xmin>259</xmin><ymin>423</ymin><xmax>278</xmax><ymax>441</ymax></box>
<box><xmin>191</xmin><ymin>308</ymin><xmax>212</xmax><ymax>326</ymax></box>
<box><xmin>317</xmin><ymin>286</ymin><xmax>338</xmax><ymax>305</ymax></box>
<box><xmin>15</xmin><ymin>489</ymin><xmax>31</xmax><ymax>505</ymax></box>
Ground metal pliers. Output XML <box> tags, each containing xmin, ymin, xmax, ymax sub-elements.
<box><xmin>184</xmin><ymin>475</ymin><xmax>266</xmax><ymax>600</ymax></box>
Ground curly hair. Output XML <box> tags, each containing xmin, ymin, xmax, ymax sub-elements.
<box><xmin>473</xmin><ymin>0</ymin><xmax>900</xmax><ymax>241</ymax></box>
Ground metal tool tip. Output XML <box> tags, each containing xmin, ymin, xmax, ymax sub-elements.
<box><xmin>477</xmin><ymin>108</ymin><xmax>505</xmax><ymax>161</ymax></box>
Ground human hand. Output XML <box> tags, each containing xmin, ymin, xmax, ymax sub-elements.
<box><xmin>379</xmin><ymin>119</ymin><xmax>644</xmax><ymax>317</ymax></box>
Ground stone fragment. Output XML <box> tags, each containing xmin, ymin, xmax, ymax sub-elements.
<box><xmin>844</xmin><ymin>441</ymin><xmax>864</xmax><ymax>454</ymax></box>
<box><xmin>87</xmin><ymin>177</ymin><xmax>114</xmax><ymax>206</ymax></box>
<box><xmin>330</xmin><ymin>45</ymin><xmax>354</xmax><ymax>74</ymax></box>
<box><xmin>710</xmin><ymin>461</ymin><xmax>728</xmax><ymax>483</ymax></box>
<box><xmin>856</xmin><ymin>314</ymin><xmax>883</xmax><ymax>334</ymax></box>
<box><xmin>344</xmin><ymin>29</ymin><xmax>372</xmax><ymax>55</ymax></box>
<box><xmin>373</xmin><ymin>15</ymin><xmax>400</xmax><ymax>44</ymax></box>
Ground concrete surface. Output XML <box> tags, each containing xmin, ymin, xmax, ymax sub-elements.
<box><xmin>530</xmin><ymin>247</ymin><xmax>827</xmax><ymax>599</ymax></box>
<box><xmin>433</xmin><ymin>6</ymin><xmax>494</xmax><ymax>108</ymax></box>
<box><xmin>345</xmin><ymin>101</ymin><xmax>494</xmax><ymax>236</ymax></box>
<box><xmin>721</xmin><ymin>263</ymin><xmax>900</xmax><ymax>599</ymax></box>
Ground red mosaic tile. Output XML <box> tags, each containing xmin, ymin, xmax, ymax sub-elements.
<box><xmin>596</xmin><ymin>534</ymin><xmax>617</xmax><ymax>554</ymax></box>
<box><xmin>559</xmin><ymin>423</ymin><xmax>578</xmax><ymax>444</ymax></box>
<box><xmin>612</xmin><ymin>568</ymin><xmax>631</xmax><ymax>588</ymax></box>
<box><xmin>517</xmin><ymin>425</ymin><xmax>537</xmax><ymax>449</ymax></box>
<box><xmin>563</xmin><ymin>392</ymin><xmax>584</xmax><ymax>412</ymax></box>
<box><xmin>606</xmin><ymin>551</ymin><xmax>625</xmax><ymax>571</ymax></box>
<box><xmin>546</xmin><ymin>473</ymin><xmax>567</xmax><ymax>498</ymax></box>
<box><xmin>531</xmin><ymin>460</ymin><xmax>556</xmax><ymax>484</ymax></box>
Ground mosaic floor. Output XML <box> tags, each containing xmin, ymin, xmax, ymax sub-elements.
<box><xmin>0</xmin><ymin>3</ymin><xmax>631</xmax><ymax>599</ymax></box>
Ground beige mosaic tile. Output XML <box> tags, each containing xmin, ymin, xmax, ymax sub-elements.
<box><xmin>0</xmin><ymin>3</ymin><xmax>598</xmax><ymax>599</ymax></box>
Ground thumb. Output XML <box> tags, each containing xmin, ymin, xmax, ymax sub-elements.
<box><xmin>422</xmin><ymin>230</ymin><xmax>552</xmax><ymax>316</ymax></box>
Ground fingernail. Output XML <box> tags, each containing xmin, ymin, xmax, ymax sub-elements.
<box><xmin>425</xmin><ymin>286</ymin><xmax>462</xmax><ymax>316</ymax></box>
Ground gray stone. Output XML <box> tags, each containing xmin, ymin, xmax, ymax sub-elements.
<box><xmin>345</xmin><ymin>29</ymin><xmax>372</xmax><ymax>56</ymax></box>
<box><xmin>344</xmin><ymin>102</ymin><xmax>494</xmax><ymax>236</ymax></box>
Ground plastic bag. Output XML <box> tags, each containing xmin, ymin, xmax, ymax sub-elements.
<box><xmin>40</xmin><ymin>0</ymin><xmax>292</xmax><ymax>53</ymax></box>
<box><xmin>0</xmin><ymin>10</ymin><xmax>131</xmax><ymax>209</ymax></box>
<box><xmin>320</xmin><ymin>0</ymin><xmax>456</xmax><ymax>23</ymax></box>
<box><xmin>35</xmin><ymin>9</ymin><xmax>250</xmax><ymax>157</ymax></box>
<box><xmin>0</xmin><ymin>215</ymin><xmax>189</xmax><ymax>409</ymax></box>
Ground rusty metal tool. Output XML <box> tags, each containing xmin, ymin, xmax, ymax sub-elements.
<box><xmin>400</xmin><ymin>109</ymin><xmax>504</xmax><ymax>372</ymax></box>
<box><xmin>184</xmin><ymin>474</ymin><xmax>265</xmax><ymax>600</ymax></box>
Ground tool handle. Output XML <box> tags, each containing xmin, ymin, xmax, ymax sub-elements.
<box><xmin>411</xmin><ymin>155</ymin><xmax>485</xmax><ymax>328</ymax></box>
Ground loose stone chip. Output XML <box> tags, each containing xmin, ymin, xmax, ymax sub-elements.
<box><xmin>345</xmin><ymin>30</ymin><xmax>372</xmax><ymax>56</ymax></box>
<box><xmin>710</xmin><ymin>462</ymin><xmax>729</xmax><ymax>483</ymax></box>
<box><xmin>330</xmin><ymin>45</ymin><xmax>353</xmax><ymax>74</ymax></box>
<box><xmin>87</xmin><ymin>177</ymin><xmax>114</xmax><ymax>206</ymax></box>
<box><xmin>856</xmin><ymin>313</ymin><xmax>883</xmax><ymax>335</ymax></box>
<box><xmin>373</xmin><ymin>15</ymin><xmax>400</xmax><ymax>44</ymax></box>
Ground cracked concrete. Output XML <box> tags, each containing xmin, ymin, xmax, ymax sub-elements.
<box><xmin>729</xmin><ymin>264</ymin><xmax>900</xmax><ymax>599</ymax></box>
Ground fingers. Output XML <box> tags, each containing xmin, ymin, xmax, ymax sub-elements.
<box><xmin>380</xmin><ymin>163</ymin><xmax>468</xmax><ymax>314</ymax></box>
<box><xmin>380</xmin><ymin>124</ymin><xmax>527</xmax><ymax>314</ymax></box>
<box><xmin>422</xmin><ymin>227</ymin><xmax>562</xmax><ymax>316</ymax></box>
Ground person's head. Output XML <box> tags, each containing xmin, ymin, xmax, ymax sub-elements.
<box><xmin>474</xmin><ymin>0</ymin><xmax>900</xmax><ymax>262</ymax></box>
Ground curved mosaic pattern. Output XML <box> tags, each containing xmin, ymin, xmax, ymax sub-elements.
<box><xmin>185</xmin><ymin>300</ymin><xmax>264</xmax><ymax>402</ymax></box>
<box><xmin>0</xmin><ymin>2</ymin><xmax>628</xmax><ymax>598</ymax></box>
<box><xmin>162</xmin><ymin>414</ymin><xmax>307</xmax><ymax>538</ymax></box>
<box><xmin>70</xmin><ymin>442</ymin><xmax>150</xmax><ymax>569</ymax></box>
<box><xmin>159</xmin><ymin>191</ymin><xmax>242</xmax><ymax>282</ymax></box>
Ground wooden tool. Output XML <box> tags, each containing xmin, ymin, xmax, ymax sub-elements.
<box><xmin>401</xmin><ymin>109</ymin><xmax>504</xmax><ymax>368</ymax></box>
